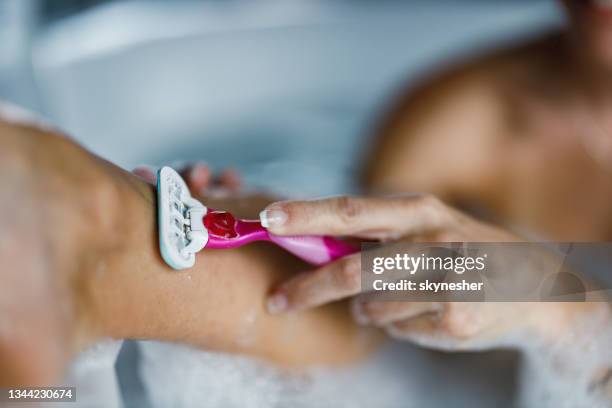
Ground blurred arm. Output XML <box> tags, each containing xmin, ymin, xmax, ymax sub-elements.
<box><xmin>361</xmin><ymin>64</ymin><xmax>506</xmax><ymax>204</ymax></box>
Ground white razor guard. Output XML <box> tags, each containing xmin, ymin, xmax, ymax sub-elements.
<box><xmin>157</xmin><ymin>166</ymin><xmax>208</xmax><ymax>270</ymax></box>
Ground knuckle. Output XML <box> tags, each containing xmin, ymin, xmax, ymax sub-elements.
<box><xmin>418</xmin><ymin>194</ymin><xmax>450</xmax><ymax>226</ymax></box>
<box><xmin>334</xmin><ymin>196</ymin><xmax>364</xmax><ymax>226</ymax></box>
<box><xmin>419</xmin><ymin>194</ymin><xmax>442</xmax><ymax>215</ymax></box>
<box><xmin>420</xmin><ymin>193</ymin><xmax>440</xmax><ymax>207</ymax></box>
<box><xmin>439</xmin><ymin>305</ymin><xmax>472</xmax><ymax>338</ymax></box>
<box><xmin>332</xmin><ymin>258</ymin><xmax>361</xmax><ymax>292</ymax></box>
<box><xmin>283</xmin><ymin>201</ymin><xmax>310</xmax><ymax>227</ymax></box>
<box><xmin>360</xmin><ymin>302</ymin><xmax>381</xmax><ymax>324</ymax></box>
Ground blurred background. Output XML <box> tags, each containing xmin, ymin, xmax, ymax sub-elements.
<box><xmin>0</xmin><ymin>0</ymin><xmax>563</xmax><ymax>197</ymax></box>
<box><xmin>0</xmin><ymin>1</ymin><xmax>567</xmax><ymax>407</ymax></box>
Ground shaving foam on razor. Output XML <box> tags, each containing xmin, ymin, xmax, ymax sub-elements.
<box><xmin>157</xmin><ymin>166</ymin><xmax>358</xmax><ymax>270</ymax></box>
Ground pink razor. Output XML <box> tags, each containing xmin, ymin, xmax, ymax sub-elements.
<box><xmin>157</xmin><ymin>166</ymin><xmax>358</xmax><ymax>270</ymax></box>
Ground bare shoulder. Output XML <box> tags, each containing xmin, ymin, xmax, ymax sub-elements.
<box><xmin>361</xmin><ymin>33</ymin><xmax>564</xmax><ymax>197</ymax></box>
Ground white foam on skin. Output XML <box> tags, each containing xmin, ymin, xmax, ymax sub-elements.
<box><xmin>138</xmin><ymin>341</ymin><xmax>416</xmax><ymax>408</ymax></box>
<box><xmin>137</xmin><ymin>303</ymin><xmax>612</xmax><ymax>407</ymax></box>
<box><xmin>517</xmin><ymin>304</ymin><xmax>612</xmax><ymax>408</ymax></box>
<box><xmin>137</xmin><ymin>339</ymin><xmax>518</xmax><ymax>407</ymax></box>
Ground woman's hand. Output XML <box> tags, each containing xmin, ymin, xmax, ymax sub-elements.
<box><xmin>261</xmin><ymin>195</ymin><xmax>582</xmax><ymax>351</ymax></box>
<box><xmin>132</xmin><ymin>163</ymin><xmax>274</xmax><ymax>218</ymax></box>
<box><xmin>133</xmin><ymin>162</ymin><xmax>242</xmax><ymax>195</ymax></box>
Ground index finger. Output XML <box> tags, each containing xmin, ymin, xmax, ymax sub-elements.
<box><xmin>259</xmin><ymin>195</ymin><xmax>448</xmax><ymax>237</ymax></box>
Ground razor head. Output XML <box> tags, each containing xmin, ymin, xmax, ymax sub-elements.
<box><xmin>157</xmin><ymin>166</ymin><xmax>208</xmax><ymax>270</ymax></box>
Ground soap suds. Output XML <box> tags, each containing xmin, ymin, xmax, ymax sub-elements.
<box><xmin>518</xmin><ymin>305</ymin><xmax>612</xmax><ymax>408</ymax></box>
<box><xmin>138</xmin><ymin>340</ymin><xmax>515</xmax><ymax>407</ymax></box>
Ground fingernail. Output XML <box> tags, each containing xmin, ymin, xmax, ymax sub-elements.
<box><xmin>267</xmin><ymin>293</ymin><xmax>288</xmax><ymax>314</ymax></box>
<box><xmin>351</xmin><ymin>301</ymin><xmax>370</xmax><ymax>325</ymax></box>
<box><xmin>259</xmin><ymin>207</ymin><xmax>287</xmax><ymax>229</ymax></box>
